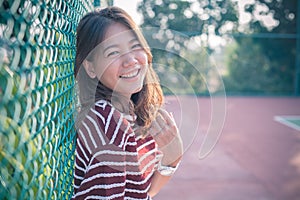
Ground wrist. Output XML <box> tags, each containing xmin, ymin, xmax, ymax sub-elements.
<box><xmin>161</xmin><ymin>156</ymin><xmax>182</xmax><ymax>167</ymax></box>
<box><xmin>157</xmin><ymin>159</ymin><xmax>181</xmax><ymax>176</ymax></box>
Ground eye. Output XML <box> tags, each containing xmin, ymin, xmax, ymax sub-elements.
<box><xmin>132</xmin><ymin>43</ymin><xmax>142</xmax><ymax>50</ymax></box>
<box><xmin>107</xmin><ymin>51</ymin><xmax>119</xmax><ymax>57</ymax></box>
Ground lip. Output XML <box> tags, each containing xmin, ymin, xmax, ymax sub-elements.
<box><xmin>119</xmin><ymin>68</ymin><xmax>140</xmax><ymax>79</ymax></box>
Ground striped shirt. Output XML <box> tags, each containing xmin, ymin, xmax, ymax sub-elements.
<box><xmin>72</xmin><ymin>100</ymin><xmax>160</xmax><ymax>200</ymax></box>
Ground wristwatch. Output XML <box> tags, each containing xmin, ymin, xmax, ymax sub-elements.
<box><xmin>157</xmin><ymin>161</ymin><xmax>180</xmax><ymax>176</ymax></box>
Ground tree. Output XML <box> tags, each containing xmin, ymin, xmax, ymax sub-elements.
<box><xmin>138</xmin><ymin>0</ymin><xmax>238</xmax><ymax>45</ymax></box>
<box><xmin>138</xmin><ymin>0</ymin><xmax>298</xmax><ymax>95</ymax></box>
<box><xmin>225</xmin><ymin>0</ymin><xmax>297</xmax><ymax>94</ymax></box>
<box><xmin>138</xmin><ymin>0</ymin><xmax>238</xmax><ymax>95</ymax></box>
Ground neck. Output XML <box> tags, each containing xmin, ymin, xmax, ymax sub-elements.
<box><xmin>111</xmin><ymin>93</ymin><xmax>133</xmax><ymax>114</ymax></box>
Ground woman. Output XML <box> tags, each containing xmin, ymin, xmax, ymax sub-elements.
<box><xmin>73</xmin><ymin>6</ymin><xmax>183</xmax><ymax>199</ymax></box>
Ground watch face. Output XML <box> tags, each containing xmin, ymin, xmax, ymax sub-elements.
<box><xmin>158</xmin><ymin>162</ymin><xmax>180</xmax><ymax>176</ymax></box>
<box><xmin>159</xmin><ymin>169</ymin><xmax>174</xmax><ymax>176</ymax></box>
<box><xmin>158</xmin><ymin>165</ymin><xmax>176</xmax><ymax>176</ymax></box>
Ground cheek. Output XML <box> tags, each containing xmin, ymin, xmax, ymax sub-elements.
<box><xmin>136</xmin><ymin>51</ymin><xmax>148</xmax><ymax>66</ymax></box>
<box><xmin>94</xmin><ymin>59</ymin><xmax>117</xmax><ymax>78</ymax></box>
<box><xmin>94</xmin><ymin>64</ymin><xmax>117</xmax><ymax>88</ymax></box>
<box><xmin>101</xmin><ymin>66</ymin><xmax>119</xmax><ymax>82</ymax></box>
<box><xmin>98</xmin><ymin>67</ymin><xmax>119</xmax><ymax>90</ymax></box>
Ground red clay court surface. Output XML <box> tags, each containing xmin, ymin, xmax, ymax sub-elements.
<box><xmin>155</xmin><ymin>96</ymin><xmax>300</xmax><ymax>200</ymax></box>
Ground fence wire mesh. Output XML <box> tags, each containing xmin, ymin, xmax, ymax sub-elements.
<box><xmin>0</xmin><ymin>0</ymin><xmax>93</xmax><ymax>199</ymax></box>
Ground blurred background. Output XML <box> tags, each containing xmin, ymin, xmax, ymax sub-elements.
<box><xmin>109</xmin><ymin>0</ymin><xmax>300</xmax><ymax>96</ymax></box>
<box><xmin>0</xmin><ymin>0</ymin><xmax>299</xmax><ymax>199</ymax></box>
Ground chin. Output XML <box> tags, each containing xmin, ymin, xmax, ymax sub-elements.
<box><xmin>116</xmin><ymin>83</ymin><xmax>144</xmax><ymax>98</ymax></box>
<box><xmin>134</xmin><ymin>84</ymin><xmax>144</xmax><ymax>93</ymax></box>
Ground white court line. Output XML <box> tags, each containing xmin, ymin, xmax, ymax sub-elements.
<box><xmin>274</xmin><ymin>115</ymin><xmax>300</xmax><ymax>131</ymax></box>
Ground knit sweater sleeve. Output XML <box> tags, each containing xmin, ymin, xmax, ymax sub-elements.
<box><xmin>72</xmin><ymin>100</ymin><xmax>153</xmax><ymax>200</ymax></box>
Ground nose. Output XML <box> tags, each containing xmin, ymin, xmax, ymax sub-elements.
<box><xmin>122</xmin><ymin>52</ymin><xmax>138</xmax><ymax>68</ymax></box>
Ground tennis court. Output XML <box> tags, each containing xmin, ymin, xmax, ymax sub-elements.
<box><xmin>274</xmin><ymin>116</ymin><xmax>300</xmax><ymax>131</ymax></box>
<box><xmin>156</xmin><ymin>96</ymin><xmax>300</xmax><ymax>200</ymax></box>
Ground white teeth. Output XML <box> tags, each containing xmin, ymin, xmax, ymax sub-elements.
<box><xmin>120</xmin><ymin>70</ymin><xmax>139</xmax><ymax>78</ymax></box>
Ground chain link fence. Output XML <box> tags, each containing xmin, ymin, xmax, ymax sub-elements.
<box><xmin>0</xmin><ymin>0</ymin><xmax>94</xmax><ymax>199</ymax></box>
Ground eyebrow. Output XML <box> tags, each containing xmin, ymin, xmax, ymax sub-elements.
<box><xmin>103</xmin><ymin>38</ymin><xmax>139</xmax><ymax>54</ymax></box>
<box><xmin>103</xmin><ymin>44</ymin><xmax>118</xmax><ymax>54</ymax></box>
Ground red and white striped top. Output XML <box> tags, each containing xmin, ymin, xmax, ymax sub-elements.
<box><xmin>72</xmin><ymin>100</ymin><xmax>160</xmax><ymax>200</ymax></box>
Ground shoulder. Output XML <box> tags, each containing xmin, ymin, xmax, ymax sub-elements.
<box><xmin>78</xmin><ymin>100</ymin><xmax>135</xmax><ymax>150</ymax></box>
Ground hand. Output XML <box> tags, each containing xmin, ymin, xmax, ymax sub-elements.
<box><xmin>149</xmin><ymin>109</ymin><xmax>183</xmax><ymax>166</ymax></box>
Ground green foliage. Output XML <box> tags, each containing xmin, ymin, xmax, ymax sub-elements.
<box><xmin>0</xmin><ymin>0</ymin><xmax>93</xmax><ymax>199</ymax></box>
<box><xmin>138</xmin><ymin>0</ymin><xmax>298</xmax><ymax>95</ymax></box>
<box><xmin>0</xmin><ymin>115</ymin><xmax>50</xmax><ymax>199</ymax></box>
<box><xmin>224</xmin><ymin>37</ymin><xmax>295</xmax><ymax>94</ymax></box>
<box><xmin>225</xmin><ymin>0</ymin><xmax>297</xmax><ymax>94</ymax></box>
<box><xmin>138</xmin><ymin>0</ymin><xmax>238</xmax><ymax>36</ymax></box>
<box><xmin>152</xmin><ymin>48</ymin><xmax>209</xmax><ymax>95</ymax></box>
<box><xmin>138</xmin><ymin>0</ymin><xmax>238</xmax><ymax>95</ymax></box>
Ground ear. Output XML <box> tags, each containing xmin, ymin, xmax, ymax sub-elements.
<box><xmin>83</xmin><ymin>60</ymin><xmax>97</xmax><ymax>79</ymax></box>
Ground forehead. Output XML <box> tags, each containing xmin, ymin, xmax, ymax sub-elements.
<box><xmin>102</xmin><ymin>22</ymin><xmax>136</xmax><ymax>45</ymax></box>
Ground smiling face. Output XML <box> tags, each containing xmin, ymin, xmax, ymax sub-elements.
<box><xmin>84</xmin><ymin>22</ymin><xmax>148</xmax><ymax>99</ymax></box>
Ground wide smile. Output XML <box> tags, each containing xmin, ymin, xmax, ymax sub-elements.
<box><xmin>119</xmin><ymin>69</ymin><xmax>140</xmax><ymax>79</ymax></box>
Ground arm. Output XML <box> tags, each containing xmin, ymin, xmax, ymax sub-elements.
<box><xmin>148</xmin><ymin>157</ymin><xmax>181</xmax><ymax>198</ymax></box>
<box><xmin>148</xmin><ymin>109</ymin><xmax>184</xmax><ymax>197</ymax></box>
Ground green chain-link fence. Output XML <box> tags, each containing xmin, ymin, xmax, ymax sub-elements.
<box><xmin>0</xmin><ymin>0</ymin><xmax>95</xmax><ymax>199</ymax></box>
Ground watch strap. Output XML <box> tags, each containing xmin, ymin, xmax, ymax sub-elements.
<box><xmin>157</xmin><ymin>161</ymin><xmax>180</xmax><ymax>176</ymax></box>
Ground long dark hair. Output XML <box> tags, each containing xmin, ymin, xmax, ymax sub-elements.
<box><xmin>75</xmin><ymin>6</ymin><xmax>163</xmax><ymax>134</ymax></box>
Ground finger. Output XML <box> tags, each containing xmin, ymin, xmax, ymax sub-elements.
<box><xmin>169</xmin><ymin>112</ymin><xmax>176</xmax><ymax>123</ymax></box>
<box><xmin>158</xmin><ymin>109</ymin><xmax>176</xmax><ymax>126</ymax></box>
<box><xmin>169</xmin><ymin>112</ymin><xmax>174</xmax><ymax>120</ymax></box>
<box><xmin>156</xmin><ymin>112</ymin><xmax>167</xmax><ymax>129</ymax></box>
<box><xmin>150</xmin><ymin>120</ymin><xmax>161</xmax><ymax>136</ymax></box>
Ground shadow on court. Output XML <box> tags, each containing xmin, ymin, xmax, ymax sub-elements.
<box><xmin>156</xmin><ymin>96</ymin><xmax>300</xmax><ymax>200</ymax></box>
